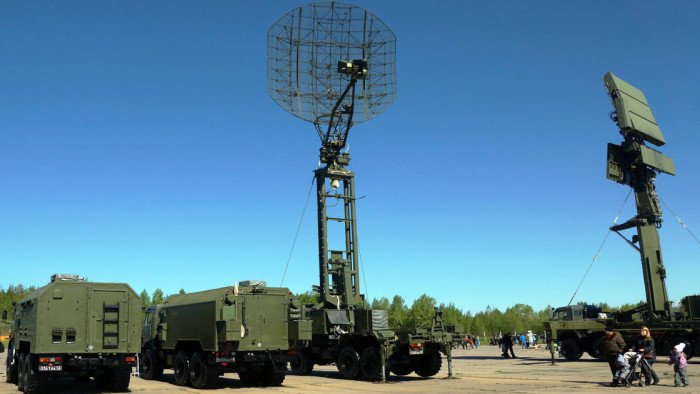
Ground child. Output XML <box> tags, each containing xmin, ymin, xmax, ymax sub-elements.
<box><xmin>668</xmin><ymin>343</ymin><xmax>689</xmax><ymax>387</ymax></box>
<box><xmin>613</xmin><ymin>354</ymin><xmax>631</xmax><ymax>385</ymax></box>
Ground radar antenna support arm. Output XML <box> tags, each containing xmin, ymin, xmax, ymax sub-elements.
<box><xmin>322</xmin><ymin>77</ymin><xmax>358</xmax><ymax>150</ymax></box>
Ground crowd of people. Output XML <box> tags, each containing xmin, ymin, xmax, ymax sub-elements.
<box><xmin>460</xmin><ymin>326</ymin><xmax>691</xmax><ymax>388</ymax></box>
<box><xmin>457</xmin><ymin>334</ymin><xmax>480</xmax><ymax>349</ymax></box>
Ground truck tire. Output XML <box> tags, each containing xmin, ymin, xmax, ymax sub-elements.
<box><xmin>359</xmin><ymin>347</ymin><xmax>381</xmax><ymax>381</ymax></box>
<box><xmin>94</xmin><ymin>373</ymin><xmax>107</xmax><ymax>390</ymax></box>
<box><xmin>104</xmin><ymin>367</ymin><xmax>131</xmax><ymax>392</ymax></box>
<box><xmin>412</xmin><ymin>348</ymin><xmax>442</xmax><ymax>377</ymax></box>
<box><xmin>560</xmin><ymin>338</ymin><xmax>583</xmax><ymax>361</ymax></box>
<box><xmin>189</xmin><ymin>352</ymin><xmax>218</xmax><ymax>389</ymax></box>
<box><xmin>23</xmin><ymin>355</ymin><xmax>47</xmax><ymax>394</ymax></box>
<box><xmin>140</xmin><ymin>348</ymin><xmax>163</xmax><ymax>380</ymax></box>
<box><xmin>586</xmin><ymin>337</ymin><xmax>605</xmax><ymax>360</ymax></box>
<box><xmin>389</xmin><ymin>361</ymin><xmax>413</xmax><ymax>376</ymax></box>
<box><xmin>238</xmin><ymin>371</ymin><xmax>262</xmax><ymax>386</ymax></box>
<box><xmin>17</xmin><ymin>353</ymin><xmax>26</xmax><ymax>391</ymax></box>
<box><xmin>289</xmin><ymin>349</ymin><xmax>313</xmax><ymax>375</ymax></box>
<box><xmin>173</xmin><ymin>351</ymin><xmax>190</xmax><ymax>386</ymax></box>
<box><xmin>260</xmin><ymin>364</ymin><xmax>285</xmax><ymax>386</ymax></box>
<box><xmin>5</xmin><ymin>341</ymin><xmax>17</xmax><ymax>383</ymax></box>
<box><xmin>336</xmin><ymin>346</ymin><xmax>360</xmax><ymax>379</ymax></box>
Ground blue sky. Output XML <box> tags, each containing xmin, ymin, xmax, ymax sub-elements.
<box><xmin>2</xmin><ymin>1</ymin><xmax>699</xmax><ymax>314</ymax></box>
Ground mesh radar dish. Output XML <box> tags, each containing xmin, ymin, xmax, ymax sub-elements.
<box><xmin>267</xmin><ymin>1</ymin><xmax>397</xmax><ymax>151</ymax></box>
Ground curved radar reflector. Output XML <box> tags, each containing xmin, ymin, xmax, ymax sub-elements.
<box><xmin>267</xmin><ymin>1</ymin><xmax>397</xmax><ymax>126</ymax></box>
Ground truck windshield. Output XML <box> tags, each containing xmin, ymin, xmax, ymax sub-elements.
<box><xmin>554</xmin><ymin>309</ymin><xmax>571</xmax><ymax>320</ymax></box>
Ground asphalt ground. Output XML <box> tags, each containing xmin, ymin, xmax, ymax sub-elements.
<box><xmin>0</xmin><ymin>345</ymin><xmax>696</xmax><ymax>393</ymax></box>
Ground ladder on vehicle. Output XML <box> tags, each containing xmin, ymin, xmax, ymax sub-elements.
<box><xmin>103</xmin><ymin>302</ymin><xmax>120</xmax><ymax>349</ymax></box>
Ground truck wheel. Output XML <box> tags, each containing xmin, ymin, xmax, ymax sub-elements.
<box><xmin>173</xmin><ymin>351</ymin><xmax>190</xmax><ymax>386</ymax></box>
<box><xmin>140</xmin><ymin>348</ymin><xmax>163</xmax><ymax>380</ymax></box>
<box><xmin>17</xmin><ymin>353</ymin><xmax>26</xmax><ymax>391</ymax></box>
<box><xmin>260</xmin><ymin>364</ymin><xmax>285</xmax><ymax>386</ymax></box>
<box><xmin>289</xmin><ymin>349</ymin><xmax>313</xmax><ymax>375</ymax></box>
<box><xmin>359</xmin><ymin>347</ymin><xmax>381</xmax><ymax>381</ymax></box>
<box><xmin>5</xmin><ymin>341</ymin><xmax>17</xmax><ymax>383</ymax></box>
<box><xmin>389</xmin><ymin>362</ymin><xmax>413</xmax><ymax>376</ymax></box>
<box><xmin>23</xmin><ymin>355</ymin><xmax>47</xmax><ymax>394</ymax></box>
<box><xmin>94</xmin><ymin>373</ymin><xmax>107</xmax><ymax>390</ymax></box>
<box><xmin>189</xmin><ymin>352</ymin><xmax>218</xmax><ymax>389</ymax></box>
<box><xmin>336</xmin><ymin>346</ymin><xmax>360</xmax><ymax>379</ymax></box>
<box><xmin>413</xmin><ymin>348</ymin><xmax>442</xmax><ymax>377</ymax></box>
<box><xmin>560</xmin><ymin>339</ymin><xmax>583</xmax><ymax>361</ymax></box>
<box><xmin>238</xmin><ymin>371</ymin><xmax>262</xmax><ymax>386</ymax></box>
<box><xmin>586</xmin><ymin>337</ymin><xmax>605</xmax><ymax>360</ymax></box>
<box><xmin>104</xmin><ymin>367</ymin><xmax>131</xmax><ymax>392</ymax></box>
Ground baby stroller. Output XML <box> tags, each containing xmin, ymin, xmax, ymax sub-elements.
<box><xmin>620</xmin><ymin>352</ymin><xmax>654</xmax><ymax>387</ymax></box>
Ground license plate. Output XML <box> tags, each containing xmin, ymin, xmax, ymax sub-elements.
<box><xmin>409</xmin><ymin>349</ymin><xmax>424</xmax><ymax>355</ymax></box>
<box><xmin>216</xmin><ymin>357</ymin><xmax>235</xmax><ymax>363</ymax></box>
<box><xmin>38</xmin><ymin>365</ymin><xmax>62</xmax><ymax>371</ymax></box>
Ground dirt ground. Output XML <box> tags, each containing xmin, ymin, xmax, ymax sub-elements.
<box><xmin>0</xmin><ymin>345</ymin><xmax>696</xmax><ymax>393</ymax></box>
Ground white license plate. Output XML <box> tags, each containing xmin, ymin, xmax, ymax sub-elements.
<box><xmin>409</xmin><ymin>349</ymin><xmax>424</xmax><ymax>355</ymax></box>
<box><xmin>216</xmin><ymin>357</ymin><xmax>235</xmax><ymax>363</ymax></box>
<box><xmin>38</xmin><ymin>365</ymin><xmax>62</xmax><ymax>371</ymax></box>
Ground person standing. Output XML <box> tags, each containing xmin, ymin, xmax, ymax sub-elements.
<box><xmin>499</xmin><ymin>332</ymin><xmax>517</xmax><ymax>358</ymax></box>
<box><xmin>668</xmin><ymin>343</ymin><xmax>689</xmax><ymax>387</ymax></box>
<box><xmin>601</xmin><ymin>326</ymin><xmax>626</xmax><ymax>387</ymax></box>
<box><xmin>629</xmin><ymin>326</ymin><xmax>659</xmax><ymax>385</ymax></box>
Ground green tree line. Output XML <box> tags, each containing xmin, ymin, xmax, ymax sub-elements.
<box><xmin>138</xmin><ymin>288</ymin><xmax>187</xmax><ymax>307</ymax></box>
<box><xmin>1</xmin><ymin>285</ymin><xmax>38</xmax><ymax>336</ymax></box>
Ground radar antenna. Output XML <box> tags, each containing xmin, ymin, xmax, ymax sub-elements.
<box><xmin>604</xmin><ymin>72</ymin><xmax>676</xmax><ymax>319</ymax></box>
<box><xmin>267</xmin><ymin>1</ymin><xmax>396</xmax><ymax>308</ymax></box>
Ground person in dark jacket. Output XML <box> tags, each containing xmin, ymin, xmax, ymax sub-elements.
<box><xmin>601</xmin><ymin>326</ymin><xmax>626</xmax><ymax>386</ymax></box>
<box><xmin>629</xmin><ymin>326</ymin><xmax>659</xmax><ymax>385</ymax></box>
<box><xmin>499</xmin><ymin>332</ymin><xmax>517</xmax><ymax>358</ymax></box>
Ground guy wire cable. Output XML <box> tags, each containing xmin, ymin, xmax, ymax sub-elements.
<box><xmin>659</xmin><ymin>197</ymin><xmax>700</xmax><ymax>246</ymax></box>
<box><xmin>281</xmin><ymin>176</ymin><xmax>315</xmax><ymax>286</ymax></box>
<box><xmin>568</xmin><ymin>189</ymin><xmax>632</xmax><ymax>306</ymax></box>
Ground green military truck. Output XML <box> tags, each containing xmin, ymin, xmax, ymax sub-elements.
<box><xmin>544</xmin><ymin>304</ymin><xmax>609</xmax><ymax>360</ymax></box>
<box><xmin>4</xmin><ymin>274</ymin><xmax>141</xmax><ymax>393</ymax></box>
<box><xmin>139</xmin><ymin>280</ymin><xmax>311</xmax><ymax>389</ymax></box>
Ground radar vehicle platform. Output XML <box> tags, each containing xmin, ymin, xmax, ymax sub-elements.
<box><xmin>545</xmin><ymin>73</ymin><xmax>700</xmax><ymax>362</ymax></box>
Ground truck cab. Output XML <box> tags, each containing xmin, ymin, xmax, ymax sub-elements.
<box><xmin>551</xmin><ymin>305</ymin><xmax>606</xmax><ymax>322</ymax></box>
<box><xmin>545</xmin><ymin>305</ymin><xmax>608</xmax><ymax>361</ymax></box>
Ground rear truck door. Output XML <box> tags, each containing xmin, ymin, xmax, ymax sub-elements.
<box><xmin>88</xmin><ymin>288</ymin><xmax>128</xmax><ymax>353</ymax></box>
<box><xmin>243</xmin><ymin>294</ymin><xmax>287</xmax><ymax>351</ymax></box>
